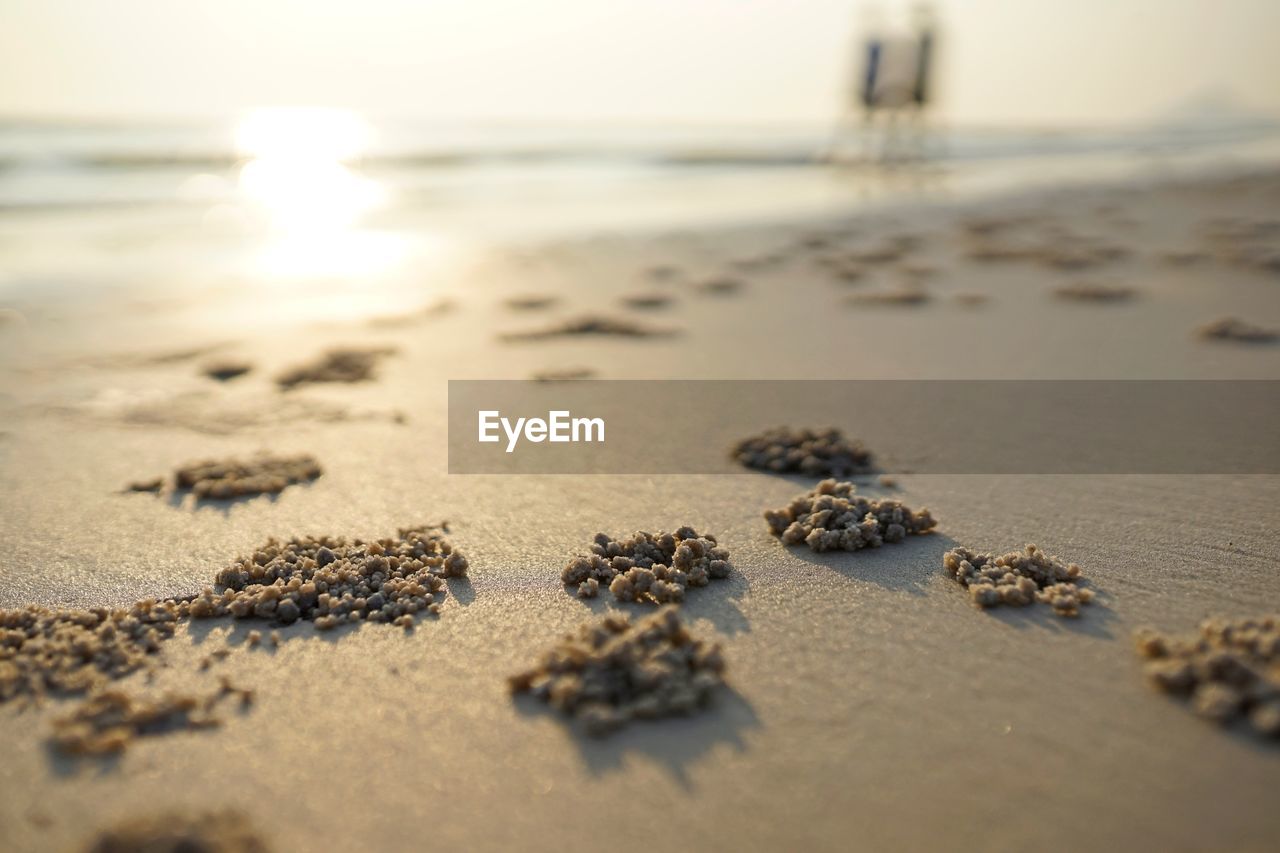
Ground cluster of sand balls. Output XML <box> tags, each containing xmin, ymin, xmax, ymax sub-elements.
<box><xmin>561</xmin><ymin>528</ymin><xmax>731</xmax><ymax>603</ymax></box>
<box><xmin>83</xmin><ymin>809</ymin><xmax>269</xmax><ymax>853</ymax></box>
<box><xmin>500</xmin><ymin>314</ymin><xmax>671</xmax><ymax>341</ymax></box>
<box><xmin>1052</xmin><ymin>281</ymin><xmax>1136</xmax><ymax>302</ymax></box>
<box><xmin>942</xmin><ymin>544</ymin><xmax>1095</xmax><ymax>617</ymax></box>
<box><xmin>1196</xmin><ymin>316</ymin><xmax>1277</xmax><ymax>344</ymax></box>
<box><xmin>1134</xmin><ymin>615</ymin><xmax>1280</xmax><ymax>738</ymax></box>
<box><xmin>732</xmin><ymin>426</ymin><xmax>875</xmax><ymax>477</ymax></box>
<box><xmin>201</xmin><ymin>359</ymin><xmax>253</xmax><ymax>381</ymax></box>
<box><xmin>508</xmin><ymin>606</ymin><xmax>726</xmax><ymax>735</ymax></box>
<box><xmin>191</xmin><ymin>525</ymin><xmax>468</xmax><ymax>630</ymax></box>
<box><xmin>50</xmin><ymin>687</ymin><xmax>228</xmax><ymax>756</ymax></box>
<box><xmin>2</xmin><ymin>525</ymin><xmax>468</xmax><ymax>713</ymax></box>
<box><xmin>169</xmin><ymin>453</ymin><xmax>323</xmax><ymax>499</ymax></box>
<box><xmin>1200</xmin><ymin>217</ymin><xmax>1280</xmax><ymax>274</ymax></box>
<box><xmin>845</xmin><ymin>287</ymin><xmax>930</xmax><ymax>307</ymax></box>
<box><xmin>764</xmin><ymin>479</ymin><xmax>936</xmax><ymax>552</ymax></box>
<box><xmin>276</xmin><ymin>346</ymin><xmax>396</xmax><ymax>389</ymax></box>
<box><xmin>0</xmin><ymin>601</ymin><xmax>181</xmax><ymax>705</ymax></box>
<box><xmin>963</xmin><ymin>226</ymin><xmax>1129</xmax><ymax>271</ymax></box>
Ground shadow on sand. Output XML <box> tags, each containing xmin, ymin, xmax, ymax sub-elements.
<box><xmin>779</xmin><ymin>530</ymin><xmax>957</xmax><ymax>595</ymax></box>
<box><xmin>159</xmin><ymin>479</ymin><xmax>322</xmax><ymax>515</ymax></box>
<box><xmin>513</xmin><ymin>685</ymin><xmax>760</xmax><ymax>789</ymax></box>
<box><xmin>970</xmin><ymin>584</ymin><xmax>1118</xmax><ymax>639</ymax></box>
<box><xmin>772</xmin><ymin>529</ymin><xmax>1116</xmax><ymax>636</ymax></box>
<box><xmin>42</xmin><ymin>682</ymin><xmax>253</xmax><ymax>776</ymax></box>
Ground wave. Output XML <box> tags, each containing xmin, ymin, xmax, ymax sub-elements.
<box><xmin>1</xmin><ymin>119</ymin><xmax>1276</xmax><ymax>213</ymax></box>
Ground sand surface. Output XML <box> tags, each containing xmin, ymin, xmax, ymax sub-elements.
<box><xmin>1</xmin><ymin>168</ymin><xmax>1279</xmax><ymax>852</ymax></box>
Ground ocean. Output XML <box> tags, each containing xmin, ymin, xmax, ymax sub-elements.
<box><xmin>1</xmin><ymin>113</ymin><xmax>1278</xmax><ymax>314</ymax></box>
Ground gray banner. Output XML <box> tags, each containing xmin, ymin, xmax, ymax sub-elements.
<box><xmin>447</xmin><ymin>380</ymin><xmax>1280</xmax><ymax>474</ymax></box>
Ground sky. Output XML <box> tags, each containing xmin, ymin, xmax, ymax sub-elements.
<box><xmin>2</xmin><ymin>0</ymin><xmax>1279</xmax><ymax>127</ymax></box>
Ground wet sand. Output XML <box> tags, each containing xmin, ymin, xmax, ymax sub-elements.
<box><xmin>1</xmin><ymin>168</ymin><xmax>1279</xmax><ymax>851</ymax></box>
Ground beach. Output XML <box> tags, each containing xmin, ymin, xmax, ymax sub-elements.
<box><xmin>1</xmin><ymin>159</ymin><xmax>1279</xmax><ymax>852</ymax></box>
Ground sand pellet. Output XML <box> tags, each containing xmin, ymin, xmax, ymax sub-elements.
<box><xmin>504</xmin><ymin>294</ymin><xmax>558</xmax><ymax>311</ymax></box>
<box><xmin>765</xmin><ymin>478</ymin><xmax>936</xmax><ymax>553</ymax></box>
<box><xmin>191</xmin><ymin>524</ymin><xmax>467</xmax><ymax>629</ymax></box>
<box><xmin>899</xmin><ymin>262</ymin><xmax>939</xmax><ymax>281</ymax></box>
<box><xmin>199</xmin><ymin>648</ymin><xmax>232</xmax><ymax>666</ymax></box>
<box><xmin>645</xmin><ymin>264</ymin><xmax>681</xmax><ymax>280</ymax></box>
<box><xmin>201</xmin><ymin>360</ymin><xmax>253</xmax><ymax>381</ymax></box>
<box><xmin>276</xmin><ymin>346</ymin><xmax>396</xmax><ymax>389</ymax></box>
<box><xmin>1197</xmin><ymin>316</ymin><xmax>1278</xmax><ymax>343</ymax></box>
<box><xmin>1053</xmin><ymin>281</ymin><xmax>1136</xmax><ymax>302</ymax></box>
<box><xmin>960</xmin><ymin>215</ymin><xmax>1018</xmax><ymax>237</ymax></box>
<box><xmin>823</xmin><ymin>260</ymin><xmax>865</xmax><ymax>282</ymax></box>
<box><xmin>845</xmin><ymin>288</ymin><xmax>930</xmax><ymax>307</ymax></box>
<box><xmin>509</xmin><ymin>606</ymin><xmax>726</xmax><ymax>735</ymax></box>
<box><xmin>732</xmin><ymin>426</ymin><xmax>875</xmax><ymax>477</ymax></box>
<box><xmin>1037</xmin><ymin>242</ymin><xmax>1129</xmax><ymax>270</ymax></box>
<box><xmin>695</xmin><ymin>276</ymin><xmax>744</xmax><ymax>295</ymax></box>
<box><xmin>943</xmin><ymin>544</ymin><xmax>1094</xmax><ymax>617</ymax></box>
<box><xmin>82</xmin><ymin>809</ymin><xmax>269</xmax><ymax>853</ymax></box>
<box><xmin>965</xmin><ymin>242</ymin><xmax>1039</xmax><ymax>263</ymax></box>
<box><xmin>530</xmin><ymin>367</ymin><xmax>596</xmax><ymax>382</ymax></box>
<box><xmin>846</xmin><ymin>243</ymin><xmax>907</xmax><ymax>265</ymax></box>
<box><xmin>620</xmin><ymin>292</ymin><xmax>673</xmax><ymax>309</ymax></box>
<box><xmin>731</xmin><ymin>252</ymin><xmax>784</xmax><ymax>271</ymax></box>
<box><xmin>219</xmin><ymin>674</ymin><xmax>255</xmax><ymax>708</ymax></box>
<box><xmin>1135</xmin><ymin>615</ymin><xmax>1280</xmax><ymax>738</ymax></box>
<box><xmin>562</xmin><ymin>527</ymin><xmax>732</xmax><ymax>605</ymax></box>
<box><xmin>1160</xmin><ymin>249</ymin><xmax>1210</xmax><ymax>266</ymax></box>
<box><xmin>500</xmin><ymin>314</ymin><xmax>673</xmax><ymax>341</ymax></box>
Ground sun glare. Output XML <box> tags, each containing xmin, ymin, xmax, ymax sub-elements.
<box><xmin>235</xmin><ymin>107</ymin><xmax>370</xmax><ymax>162</ymax></box>
<box><xmin>232</xmin><ymin>107</ymin><xmax>402</xmax><ymax>280</ymax></box>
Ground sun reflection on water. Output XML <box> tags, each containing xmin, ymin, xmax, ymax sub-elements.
<box><xmin>233</xmin><ymin>107</ymin><xmax>407</xmax><ymax>280</ymax></box>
